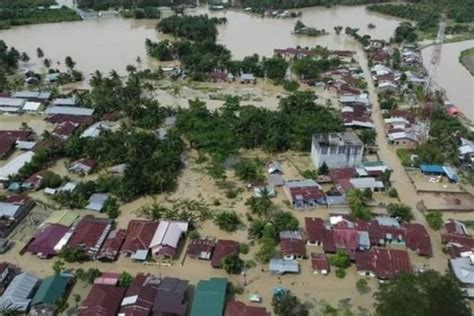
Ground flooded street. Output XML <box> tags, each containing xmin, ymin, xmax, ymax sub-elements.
<box><xmin>422</xmin><ymin>40</ymin><xmax>474</xmax><ymax>120</ymax></box>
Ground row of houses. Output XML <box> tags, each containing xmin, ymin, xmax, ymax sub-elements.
<box><xmin>265</xmin><ymin>215</ymin><xmax>417</xmax><ymax>280</ymax></box>
<box><xmin>0</xmin><ymin>263</ymin><xmax>269</xmax><ymax>316</ymax></box>
<box><xmin>441</xmin><ymin>220</ymin><xmax>474</xmax><ymax>298</ymax></box>
<box><xmin>24</xmin><ymin>217</ymin><xmax>190</xmax><ymax>262</ymax></box>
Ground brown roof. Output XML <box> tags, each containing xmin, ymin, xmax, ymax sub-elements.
<box><xmin>152</xmin><ymin>277</ymin><xmax>189</xmax><ymax>315</ymax></box>
<box><xmin>0</xmin><ymin>136</ymin><xmax>17</xmax><ymax>158</ymax></box>
<box><xmin>45</xmin><ymin>114</ymin><xmax>94</xmax><ymax>125</ymax></box>
<box><xmin>52</xmin><ymin>121</ymin><xmax>79</xmax><ymax>138</ymax></box>
<box><xmin>329</xmin><ymin>168</ymin><xmax>357</xmax><ymax>182</ymax></box>
<box><xmin>444</xmin><ymin>220</ymin><xmax>470</xmax><ymax>236</ymax></box>
<box><xmin>280</xmin><ymin>238</ymin><xmax>306</xmax><ymax>257</ymax></box>
<box><xmin>97</xmin><ymin>229</ymin><xmax>126</xmax><ymax>261</ymax></box>
<box><xmin>311</xmin><ymin>253</ymin><xmax>329</xmax><ymax>271</ymax></box>
<box><xmin>67</xmin><ymin>216</ymin><xmax>113</xmax><ymax>259</ymax></box>
<box><xmin>121</xmin><ymin>220</ymin><xmax>159</xmax><ymax>255</ymax></box>
<box><xmin>119</xmin><ymin>273</ymin><xmax>160</xmax><ymax>316</ymax></box>
<box><xmin>403</xmin><ymin>223</ymin><xmax>433</xmax><ymax>257</ymax></box>
<box><xmin>355</xmin><ymin>248</ymin><xmax>411</xmax><ymax>279</ymax></box>
<box><xmin>225</xmin><ymin>301</ymin><xmax>270</xmax><ymax>316</ymax></box>
<box><xmin>187</xmin><ymin>237</ymin><xmax>215</xmax><ymax>259</ymax></box>
<box><xmin>78</xmin><ymin>284</ymin><xmax>126</xmax><ymax>316</ymax></box>
<box><xmin>211</xmin><ymin>240</ymin><xmax>239</xmax><ymax>268</ymax></box>
<box><xmin>305</xmin><ymin>217</ymin><xmax>324</xmax><ymax>243</ymax></box>
<box><xmin>0</xmin><ymin>130</ymin><xmax>33</xmax><ymax>140</ymax></box>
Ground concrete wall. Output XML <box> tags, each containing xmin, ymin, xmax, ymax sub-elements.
<box><xmin>311</xmin><ymin>142</ymin><xmax>363</xmax><ymax>169</ymax></box>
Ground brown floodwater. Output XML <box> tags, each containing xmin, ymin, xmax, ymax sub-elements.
<box><xmin>422</xmin><ymin>40</ymin><xmax>474</xmax><ymax>120</ymax></box>
<box><xmin>0</xmin><ymin>5</ymin><xmax>400</xmax><ymax>76</ymax></box>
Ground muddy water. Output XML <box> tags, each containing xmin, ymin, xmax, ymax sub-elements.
<box><xmin>0</xmin><ymin>5</ymin><xmax>401</xmax><ymax>76</ymax></box>
<box><xmin>422</xmin><ymin>40</ymin><xmax>474</xmax><ymax>120</ymax></box>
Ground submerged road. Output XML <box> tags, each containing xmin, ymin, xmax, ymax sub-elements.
<box><xmin>357</xmin><ymin>51</ymin><xmax>446</xmax><ymax>272</ymax></box>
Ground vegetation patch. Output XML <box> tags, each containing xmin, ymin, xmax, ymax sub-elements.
<box><xmin>459</xmin><ymin>47</ymin><xmax>474</xmax><ymax>76</ymax></box>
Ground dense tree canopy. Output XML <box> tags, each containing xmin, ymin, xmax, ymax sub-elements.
<box><xmin>374</xmin><ymin>271</ymin><xmax>471</xmax><ymax>316</ymax></box>
<box><xmin>157</xmin><ymin>15</ymin><xmax>226</xmax><ymax>42</ymax></box>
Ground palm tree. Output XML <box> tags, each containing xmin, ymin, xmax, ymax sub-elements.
<box><xmin>36</xmin><ymin>47</ymin><xmax>44</xmax><ymax>59</ymax></box>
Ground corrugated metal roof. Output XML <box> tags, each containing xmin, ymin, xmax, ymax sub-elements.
<box><xmin>269</xmin><ymin>259</ymin><xmax>299</xmax><ymax>274</ymax></box>
<box><xmin>0</xmin><ymin>272</ymin><xmax>39</xmax><ymax>312</ymax></box>
<box><xmin>190</xmin><ymin>278</ymin><xmax>227</xmax><ymax>316</ymax></box>
<box><xmin>0</xmin><ymin>97</ymin><xmax>26</xmax><ymax>108</ymax></box>
<box><xmin>31</xmin><ymin>274</ymin><xmax>70</xmax><ymax>306</ymax></box>
<box><xmin>45</xmin><ymin>106</ymin><xmax>94</xmax><ymax>116</ymax></box>
<box><xmin>0</xmin><ymin>151</ymin><xmax>35</xmax><ymax>181</ymax></box>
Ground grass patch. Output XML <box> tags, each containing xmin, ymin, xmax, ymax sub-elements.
<box><xmin>459</xmin><ymin>47</ymin><xmax>474</xmax><ymax>76</ymax></box>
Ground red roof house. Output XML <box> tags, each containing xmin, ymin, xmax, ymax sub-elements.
<box><xmin>152</xmin><ymin>277</ymin><xmax>189</xmax><ymax>316</ymax></box>
<box><xmin>26</xmin><ymin>224</ymin><xmax>70</xmax><ymax>258</ymax></box>
<box><xmin>97</xmin><ymin>229</ymin><xmax>126</xmax><ymax>262</ymax></box>
<box><xmin>187</xmin><ymin>237</ymin><xmax>215</xmax><ymax>260</ymax></box>
<box><xmin>403</xmin><ymin>223</ymin><xmax>433</xmax><ymax>257</ymax></box>
<box><xmin>121</xmin><ymin>220</ymin><xmax>159</xmax><ymax>258</ymax></box>
<box><xmin>119</xmin><ymin>273</ymin><xmax>160</xmax><ymax>316</ymax></box>
<box><xmin>46</xmin><ymin>114</ymin><xmax>94</xmax><ymax>126</ymax></box>
<box><xmin>66</xmin><ymin>216</ymin><xmax>113</xmax><ymax>259</ymax></box>
<box><xmin>310</xmin><ymin>253</ymin><xmax>330</xmax><ymax>275</ymax></box>
<box><xmin>355</xmin><ymin>248</ymin><xmax>411</xmax><ymax>279</ymax></box>
<box><xmin>225</xmin><ymin>301</ymin><xmax>270</xmax><ymax>316</ymax></box>
<box><xmin>211</xmin><ymin>240</ymin><xmax>239</xmax><ymax>268</ymax></box>
<box><xmin>78</xmin><ymin>283</ymin><xmax>126</xmax><ymax>316</ymax></box>
<box><xmin>280</xmin><ymin>238</ymin><xmax>306</xmax><ymax>260</ymax></box>
<box><xmin>305</xmin><ymin>217</ymin><xmax>325</xmax><ymax>246</ymax></box>
<box><xmin>52</xmin><ymin>121</ymin><xmax>79</xmax><ymax>139</ymax></box>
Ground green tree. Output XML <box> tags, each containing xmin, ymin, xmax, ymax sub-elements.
<box><xmin>65</xmin><ymin>56</ymin><xmax>76</xmax><ymax>71</ymax></box>
<box><xmin>374</xmin><ymin>271</ymin><xmax>470</xmax><ymax>316</ymax></box>
<box><xmin>221</xmin><ymin>254</ymin><xmax>244</xmax><ymax>274</ymax></box>
<box><xmin>245</xmin><ymin>196</ymin><xmax>273</xmax><ymax>218</ymax></box>
<box><xmin>330</xmin><ymin>250</ymin><xmax>350</xmax><ymax>268</ymax></box>
<box><xmin>263</xmin><ymin>56</ymin><xmax>288</xmax><ymax>81</ymax></box>
<box><xmin>118</xmin><ymin>271</ymin><xmax>133</xmax><ymax>287</ymax></box>
<box><xmin>363</xmin><ymin>188</ymin><xmax>373</xmax><ymax>200</ymax></box>
<box><xmin>426</xmin><ymin>211</ymin><xmax>443</xmax><ymax>230</ymax></box>
<box><xmin>272</xmin><ymin>290</ymin><xmax>309</xmax><ymax>316</ymax></box>
<box><xmin>356</xmin><ymin>278</ymin><xmax>370</xmax><ymax>294</ymax></box>
<box><xmin>255</xmin><ymin>237</ymin><xmax>277</xmax><ymax>263</ymax></box>
<box><xmin>36</xmin><ymin>47</ymin><xmax>44</xmax><ymax>59</ymax></box>
<box><xmin>235</xmin><ymin>159</ymin><xmax>264</xmax><ymax>183</ymax></box>
<box><xmin>318</xmin><ymin>162</ymin><xmax>329</xmax><ymax>175</ymax></box>
<box><xmin>43</xmin><ymin>58</ymin><xmax>51</xmax><ymax>68</ymax></box>
<box><xmin>20</xmin><ymin>52</ymin><xmax>29</xmax><ymax>63</ymax></box>
<box><xmin>104</xmin><ymin>197</ymin><xmax>120</xmax><ymax>219</ymax></box>
<box><xmin>214</xmin><ymin>211</ymin><xmax>242</xmax><ymax>232</ymax></box>
<box><xmin>358</xmin><ymin>129</ymin><xmax>376</xmax><ymax>145</ymax></box>
<box><xmin>52</xmin><ymin>259</ymin><xmax>65</xmax><ymax>275</ymax></box>
<box><xmin>272</xmin><ymin>211</ymin><xmax>299</xmax><ymax>232</ymax></box>
<box><xmin>73</xmin><ymin>294</ymin><xmax>81</xmax><ymax>307</ymax></box>
<box><xmin>347</xmin><ymin>189</ymin><xmax>371</xmax><ymax>220</ymax></box>
<box><xmin>387</xmin><ymin>203</ymin><xmax>414</xmax><ymax>222</ymax></box>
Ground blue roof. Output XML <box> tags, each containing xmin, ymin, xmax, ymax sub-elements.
<box><xmin>420</xmin><ymin>164</ymin><xmax>444</xmax><ymax>174</ymax></box>
<box><xmin>443</xmin><ymin>166</ymin><xmax>458</xmax><ymax>182</ymax></box>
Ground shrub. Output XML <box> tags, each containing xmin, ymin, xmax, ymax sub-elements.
<box><xmin>356</xmin><ymin>278</ymin><xmax>371</xmax><ymax>294</ymax></box>
<box><xmin>426</xmin><ymin>211</ymin><xmax>443</xmax><ymax>230</ymax></box>
<box><xmin>330</xmin><ymin>251</ymin><xmax>350</xmax><ymax>269</ymax></box>
<box><xmin>239</xmin><ymin>243</ymin><xmax>250</xmax><ymax>255</ymax></box>
<box><xmin>388</xmin><ymin>188</ymin><xmax>398</xmax><ymax>198</ymax></box>
<box><xmin>214</xmin><ymin>211</ymin><xmax>242</xmax><ymax>232</ymax></box>
<box><xmin>335</xmin><ymin>268</ymin><xmax>346</xmax><ymax>278</ymax></box>
<box><xmin>221</xmin><ymin>255</ymin><xmax>244</xmax><ymax>274</ymax></box>
<box><xmin>189</xmin><ymin>230</ymin><xmax>200</xmax><ymax>240</ymax></box>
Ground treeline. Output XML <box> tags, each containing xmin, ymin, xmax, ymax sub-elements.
<box><xmin>157</xmin><ymin>15</ymin><xmax>226</xmax><ymax>42</ymax></box>
<box><xmin>0</xmin><ymin>40</ymin><xmax>21</xmax><ymax>90</ymax></box>
<box><xmin>0</xmin><ymin>7</ymin><xmax>80</xmax><ymax>29</ymax></box>
<box><xmin>76</xmin><ymin>0</ymin><xmax>191</xmax><ymax>10</ymax></box>
<box><xmin>368</xmin><ymin>0</ymin><xmax>474</xmax><ymax>31</ymax></box>
<box><xmin>240</xmin><ymin>0</ymin><xmax>390</xmax><ymax>11</ymax></box>
<box><xmin>0</xmin><ymin>0</ymin><xmax>55</xmax><ymax>9</ymax></box>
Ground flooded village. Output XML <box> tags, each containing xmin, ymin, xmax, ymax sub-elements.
<box><xmin>0</xmin><ymin>1</ymin><xmax>474</xmax><ymax>315</ymax></box>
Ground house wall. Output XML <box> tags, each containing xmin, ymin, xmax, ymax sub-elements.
<box><xmin>311</xmin><ymin>141</ymin><xmax>364</xmax><ymax>169</ymax></box>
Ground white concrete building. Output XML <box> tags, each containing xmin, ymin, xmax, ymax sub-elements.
<box><xmin>311</xmin><ymin>132</ymin><xmax>364</xmax><ymax>169</ymax></box>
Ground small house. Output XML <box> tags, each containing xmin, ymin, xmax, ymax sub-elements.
<box><xmin>150</xmin><ymin>220</ymin><xmax>188</xmax><ymax>258</ymax></box>
<box><xmin>152</xmin><ymin>277</ymin><xmax>189</xmax><ymax>316</ymax></box>
<box><xmin>0</xmin><ymin>272</ymin><xmax>39</xmax><ymax>312</ymax></box>
<box><xmin>190</xmin><ymin>278</ymin><xmax>227</xmax><ymax>316</ymax></box>
<box><xmin>119</xmin><ymin>273</ymin><xmax>160</xmax><ymax>315</ymax></box>
<box><xmin>355</xmin><ymin>248</ymin><xmax>411</xmax><ymax>279</ymax></box>
<box><xmin>225</xmin><ymin>301</ymin><xmax>270</xmax><ymax>316</ymax></box>
<box><xmin>0</xmin><ymin>262</ymin><xmax>17</xmax><ymax>294</ymax></box>
<box><xmin>121</xmin><ymin>220</ymin><xmax>159</xmax><ymax>260</ymax></box>
<box><xmin>240</xmin><ymin>73</ymin><xmax>256</xmax><ymax>84</ymax></box>
<box><xmin>311</xmin><ymin>253</ymin><xmax>329</xmax><ymax>275</ymax></box>
<box><xmin>96</xmin><ymin>229</ymin><xmax>126</xmax><ymax>262</ymax></box>
<box><xmin>26</xmin><ymin>224</ymin><xmax>71</xmax><ymax>258</ymax></box>
<box><xmin>77</xmin><ymin>283</ymin><xmax>126</xmax><ymax>316</ymax></box>
<box><xmin>305</xmin><ymin>217</ymin><xmax>325</xmax><ymax>246</ymax></box>
<box><xmin>269</xmin><ymin>258</ymin><xmax>299</xmax><ymax>275</ymax></box>
<box><xmin>30</xmin><ymin>274</ymin><xmax>72</xmax><ymax>316</ymax></box>
<box><xmin>66</xmin><ymin>216</ymin><xmax>113</xmax><ymax>260</ymax></box>
<box><xmin>211</xmin><ymin>240</ymin><xmax>239</xmax><ymax>268</ymax></box>
<box><xmin>85</xmin><ymin>193</ymin><xmax>109</xmax><ymax>212</ymax></box>
<box><xmin>187</xmin><ymin>237</ymin><xmax>215</xmax><ymax>260</ymax></box>
<box><xmin>283</xmin><ymin>179</ymin><xmax>325</xmax><ymax>208</ymax></box>
<box><xmin>69</xmin><ymin>158</ymin><xmax>96</xmax><ymax>175</ymax></box>
<box><xmin>279</xmin><ymin>231</ymin><xmax>306</xmax><ymax>260</ymax></box>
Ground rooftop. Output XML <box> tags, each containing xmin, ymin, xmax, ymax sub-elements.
<box><xmin>190</xmin><ymin>278</ymin><xmax>227</xmax><ymax>316</ymax></box>
<box><xmin>313</xmin><ymin>132</ymin><xmax>363</xmax><ymax>147</ymax></box>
